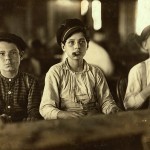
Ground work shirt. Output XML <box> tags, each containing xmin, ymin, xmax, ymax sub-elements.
<box><xmin>40</xmin><ymin>59</ymin><xmax>118</xmax><ymax>119</ymax></box>
<box><xmin>124</xmin><ymin>58</ymin><xmax>150</xmax><ymax>109</ymax></box>
<box><xmin>0</xmin><ymin>71</ymin><xmax>42</xmax><ymax>122</ymax></box>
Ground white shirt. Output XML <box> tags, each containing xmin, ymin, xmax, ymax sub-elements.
<box><xmin>40</xmin><ymin>59</ymin><xmax>118</xmax><ymax>119</ymax></box>
<box><xmin>124</xmin><ymin>58</ymin><xmax>150</xmax><ymax>109</ymax></box>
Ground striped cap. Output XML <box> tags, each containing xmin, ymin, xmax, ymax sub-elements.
<box><xmin>56</xmin><ymin>18</ymin><xmax>89</xmax><ymax>46</ymax></box>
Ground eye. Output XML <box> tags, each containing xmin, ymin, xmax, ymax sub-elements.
<box><xmin>79</xmin><ymin>40</ymin><xmax>86</xmax><ymax>44</ymax></box>
<box><xmin>67</xmin><ymin>40</ymin><xmax>75</xmax><ymax>46</ymax></box>
<box><xmin>10</xmin><ymin>51</ymin><xmax>18</xmax><ymax>55</ymax></box>
<box><xmin>0</xmin><ymin>52</ymin><xmax>5</xmax><ymax>56</ymax></box>
<box><xmin>12</xmin><ymin>52</ymin><xmax>17</xmax><ymax>54</ymax></box>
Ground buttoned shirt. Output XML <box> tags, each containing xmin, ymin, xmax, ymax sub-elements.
<box><xmin>40</xmin><ymin>59</ymin><xmax>118</xmax><ymax>119</ymax></box>
<box><xmin>124</xmin><ymin>58</ymin><xmax>150</xmax><ymax>109</ymax></box>
<box><xmin>0</xmin><ymin>71</ymin><xmax>42</xmax><ymax>122</ymax></box>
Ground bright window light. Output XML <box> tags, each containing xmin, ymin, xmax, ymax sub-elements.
<box><xmin>92</xmin><ymin>0</ymin><xmax>102</xmax><ymax>30</ymax></box>
<box><xmin>81</xmin><ymin>0</ymin><xmax>89</xmax><ymax>16</ymax></box>
<box><xmin>136</xmin><ymin>0</ymin><xmax>150</xmax><ymax>35</ymax></box>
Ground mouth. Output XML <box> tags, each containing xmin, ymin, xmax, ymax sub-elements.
<box><xmin>72</xmin><ymin>52</ymin><xmax>81</xmax><ymax>56</ymax></box>
<box><xmin>5</xmin><ymin>63</ymin><xmax>12</xmax><ymax>67</ymax></box>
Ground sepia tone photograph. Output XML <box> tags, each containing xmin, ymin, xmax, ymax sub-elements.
<box><xmin>0</xmin><ymin>0</ymin><xmax>149</xmax><ymax>149</ymax></box>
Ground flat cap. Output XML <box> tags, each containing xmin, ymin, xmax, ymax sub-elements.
<box><xmin>56</xmin><ymin>18</ymin><xmax>89</xmax><ymax>46</ymax></box>
<box><xmin>0</xmin><ymin>32</ymin><xmax>27</xmax><ymax>51</ymax></box>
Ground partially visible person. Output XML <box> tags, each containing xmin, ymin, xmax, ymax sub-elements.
<box><xmin>84</xmin><ymin>40</ymin><xmax>114</xmax><ymax>77</ymax></box>
<box><xmin>20</xmin><ymin>46</ymin><xmax>41</xmax><ymax>76</ymax></box>
<box><xmin>40</xmin><ymin>18</ymin><xmax>120</xmax><ymax>120</ymax></box>
<box><xmin>0</xmin><ymin>33</ymin><xmax>42</xmax><ymax>123</ymax></box>
<box><xmin>124</xmin><ymin>25</ymin><xmax>150</xmax><ymax>110</ymax></box>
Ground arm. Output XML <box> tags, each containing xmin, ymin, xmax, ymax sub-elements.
<box><xmin>27</xmin><ymin>77</ymin><xmax>42</xmax><ymax>120</ymax></box>
<box><xmin>39</xmin><ymin>66</ymin><xmax>86</xmax><ymax>119</ymax></box>
<box><xmin>96</xmin><ymin>69</ymin><xmax>120</xmax><ymax>114</ymax></box>
<box><xmin>124</xmin><ymin>66</ymin><xmax>150</xmax><ymax>109</ymax></box>
<box><xmin>57</xmin><ymin>111</ymin><xmax>85</xmax><ymax>119</ymax></box>
<box><xmin>39</xmin><ymin>67</ymin><xmax>61</xmax><ymax>120</ymax></box>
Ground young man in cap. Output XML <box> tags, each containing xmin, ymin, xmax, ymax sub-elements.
<box><xmin>0</xmin><ymin>33</ymin><xmax>42</xmax><ymax>122</ymax></box>
<box><xmin>40</xmin><ymin>18</ymin><xmax>120</xmax><ymax>119</ymax></box>
<box><xmin>124</xmin><ymin>25</ymin><xmax>150</xmax><ymax>110</ymax></box>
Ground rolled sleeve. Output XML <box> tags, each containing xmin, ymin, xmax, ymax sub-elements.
<box><xmin>40</xmin><ymin>67</ymin><xmax>61</xmax><ymax>119</ymax></box>
<box><xmin>124</xmin><ymin>64</ymin><xmax>144</xmax><ymax>109</ymax></box>
<box><xmin>96</xmin><ymin>69</ymin><xmax>118</xmax><ymax>114</ymax></box>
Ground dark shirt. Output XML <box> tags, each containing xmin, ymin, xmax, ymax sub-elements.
<box><xmin>0</xmin><ymin>71</ymin><xmax>42</xmax><ymax>122</ymax></box>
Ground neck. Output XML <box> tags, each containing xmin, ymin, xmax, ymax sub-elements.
<box><xmin>67</xmin><ymin>58</ymin><xmax>84</xmax><ymax>72</ymax></box>
<box><xmin>1</xmin><ymin>70</ymin><xmax>18</xmax><ymax>78</ymax></box>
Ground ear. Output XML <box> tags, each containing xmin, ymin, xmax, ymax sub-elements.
<box><xmin>61</xmin><ymin>42</ymin><xmax>65</xmax><ymax>52</ymax></box>
<box><xmin>86</xmin><ymin>43</ymin><xmax>89</xmax><ymax>49</ymax></box>
<box><xmin>20</xmin><ymin>51</ymin><xmax>24</xmax><ymax>60</ymax></box>
<box><xmin>142</xmin><ymin>40</ymin><xmax>148</xmax><ymax>50</ymax></box>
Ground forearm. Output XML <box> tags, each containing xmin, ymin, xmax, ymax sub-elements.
<box><xmin>28</xmin><ymin>107</ymin><xmax>42</xmax><ymax>119</ymax></box>
<box><xmin>124</xmin><ymin>93</ymin><xmax>147</xmax><ymax>109</ymax></box>
<box><xmin>102</xmin><ymin>98</ymin><xmax>120</xmax><ymax>114</ymax></box>
<box><xmin>57</xmin><ymin>110</ymin><xmax>67</xmax><ymax>119</ymax></box>
<box><xmin>39</xmin><ymin>104</ymin><xmax>60</xmax><ymax>120</ymax></box>
<box><xmin>57</xmin><ymin>110</ymin><xmax>85</xmax><ymax>119</ymax></box>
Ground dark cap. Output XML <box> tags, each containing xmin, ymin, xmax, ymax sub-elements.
<box><xmin>56</xmin><ymin>18</ymin><xmax>89</xmax><ymax>46</ymax></box>
<box><xmin>0</xmin><ymin>32</ymin><xmax>27</xmax><ymax>51</ymax></box>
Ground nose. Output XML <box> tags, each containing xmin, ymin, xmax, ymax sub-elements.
<box><xmin>74</xmin><ymin>41</ymin><xmax>80</xmax><ymax>49</ymax></box>
<box><xmin>5</xmin><ymin>53</ymin><xmax>11</xmax><ymax>60</ymax></box>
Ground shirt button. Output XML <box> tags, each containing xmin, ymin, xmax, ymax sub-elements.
<box><xmin>9</xmin><ymin>79</ymin><xmax>11</xmax><ymax>81</ymax></box>
<box><xmin>8</xmin><ymin>105</ymin><xmax>11</xmax><ymax>109</ymax></box>
<box><xmin>8</xmin><ymin>91</ymin><xmax>12</xmax><ymax>94</ymax></box>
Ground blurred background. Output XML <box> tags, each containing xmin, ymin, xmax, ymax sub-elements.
<box><xmin>0</xmin><ymin>0</ymin><xmax>149</xmax><ymax>101</ymax></box>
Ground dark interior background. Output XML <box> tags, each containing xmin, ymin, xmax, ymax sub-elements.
<box><xmin>0</xmin><ymin>0</ymin><xmax>148</xmax><ymax>103</ymax></box>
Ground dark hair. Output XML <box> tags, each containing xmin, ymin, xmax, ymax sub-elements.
<box><xmin>0</xmin><ymin>32</ymin><xmax>27</xmax><ymax>51</ymax></box>
<box><xmin>56</xmin><ymin>18</ymin><xmax>90</xmax><ymax>46</ymax></box>
<box><xmin>140</xmin><ymin>25</ymin><xmax>150</xmax><ymax>43</ymax></box>
<box><xmin>127</xmin><ymin>25</ymin><xmax>150</xmax><ymax>49</ymax></box>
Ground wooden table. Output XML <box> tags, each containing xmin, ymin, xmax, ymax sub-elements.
<box><xmin>0</xmin><ymin>110</ymin><xmax>150</xmax><ymax>150</ymax></box>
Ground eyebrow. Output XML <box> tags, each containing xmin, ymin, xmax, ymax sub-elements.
<box><xmin>0</xmin><ymin>49</ymin><xmax>18</xmax><ymax>52</ymax></box>
<box><xmin>67</xmin><ymin>38</ymin><xmax>86</xmax><ymax>41</ymax></box>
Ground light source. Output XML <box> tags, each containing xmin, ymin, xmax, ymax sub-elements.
<box><xmin>92</xmin><ymin>0</ymin><xmax>102</xmax><ymax>30</ymax></box>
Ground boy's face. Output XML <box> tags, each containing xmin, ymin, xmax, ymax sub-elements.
<box><xmin>61</xmin><ymin>32</ymin><xmax>88</xmax><ymax>60</ymax></box>
<box><xmin>0</xmin><ymin>41</ymin><xmax>21</xmax><ymax>72</ymax></box>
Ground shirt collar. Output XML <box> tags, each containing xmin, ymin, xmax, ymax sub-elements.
<box><xmin>62</xmin><ymin>58</ymin><xmax>90</xmax><ymax>72</ymax></box>
<box><xmin>0</xmin><ymin>71</ymin><xmax>20</xmax><ymax>82</ymax></box>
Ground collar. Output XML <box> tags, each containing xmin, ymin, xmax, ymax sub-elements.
<box><xmin>0</xmin><ymin>71</ymin><xmax>20</xmax><ymax>82</ymax></box>
<box><xmin>62</xmin><ymin>58</ymin><xmax>90</xmax><ymax>73</ymax></box>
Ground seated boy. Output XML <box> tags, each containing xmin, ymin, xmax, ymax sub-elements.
<box><xmin>0</xmin><ymin>33</ymin><xmax>42</xmax><ymax>122</ymax></box>
<box><xmin>40</xmin><ymin>18</ymin><xmax>120</xmax><ymax>120</ymax></box>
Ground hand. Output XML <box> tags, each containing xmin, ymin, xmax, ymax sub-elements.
<box><xmin>23</xmin><ymin>117</ymin><xmax>38</xmax><ymax>122</ymax></box>
<box><xmin>0</xmin><ymin>114</ymin><xmax>12</xmax><ymax>123</ymax></box>
<box><xmin>57</xmin><ymin>110</ymin><xmax>86</xmax><ymax>119</ymax></box>
<box><xmin>110</xmin><ymin>107</ymin><xmax>122</xmax><ymax>114</ymax></box>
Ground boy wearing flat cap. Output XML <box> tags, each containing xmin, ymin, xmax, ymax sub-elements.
<box><xmin>124</xmin><ymin>25</ymin><xmax>150</xmax><ymax>110</ymax></box>
<box><xmin>40</xmin><ymin>18</ymin><xmax>120</xmax><ymax>119</ymax></box>
<box><xmin>0</xmin><ymin>33</ymin><xmax>42</xmax><ymax>122</ymax></box>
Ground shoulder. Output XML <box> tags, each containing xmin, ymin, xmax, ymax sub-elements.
<box><xmin>46</xmin><ymin>62</ymin><xmax>65</xmax><ymax>79</ymax></box>
<box><xmin>88</xmin><ymin>63</ymin><xmax>105</xmax><ymax>76</ymax></box>
<box><xmin>19</xmin><ymin>72</ymin><xmax>38</xmax><ymax>83</ymax></box>
<box><xmin>48</xmin><ymin>62</ymin><xmax>64</xmax><ymax>73</ymax></box>
<box><xmin>129</xmin><ymin>61</ymin><xmax>146</xmax><ymax>75</ymax></box>
<box><xmin>50</xmin><ymin>62</ymin><xmax>64</xmax><ymax>70</ymax></box>
<box><xmin>86</xmin><ymin>62</ymin><xmax>106</xmax><ymax>82</ymax></box>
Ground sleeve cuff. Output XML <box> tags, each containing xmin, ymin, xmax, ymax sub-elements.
<box><xmin>49</xmin><ymin>109</ymin><xmax>61</xmax><ymax>119</ymax></box>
